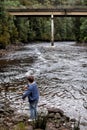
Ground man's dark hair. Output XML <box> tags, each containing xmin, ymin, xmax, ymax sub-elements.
<box><xmin>27</xmin><ymin>76</ymin><xmax>34</xmax><ymax>83</ymax></box>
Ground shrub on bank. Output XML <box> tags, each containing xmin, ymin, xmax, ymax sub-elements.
<box><xmin>0</xmin><ymin>33</ymin><xmax>10</xmax><ymax>49</ymax></box>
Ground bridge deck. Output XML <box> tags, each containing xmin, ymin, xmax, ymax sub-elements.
<box><xmin>7</xmin><ymin>7</ymin><xmax>87</xmax><ymax>17</ymax></box>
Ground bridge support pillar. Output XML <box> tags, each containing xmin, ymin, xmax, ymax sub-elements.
<box><xmin>51</xmin><ymin>14</ymin><xmax>54</xmax><ymax>46</ymax></box>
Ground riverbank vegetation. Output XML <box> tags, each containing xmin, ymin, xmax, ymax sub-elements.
<box><xmin>0</xmin><ymin>0</ymin><xmax>87</xmax><ymax>49</ymax></box>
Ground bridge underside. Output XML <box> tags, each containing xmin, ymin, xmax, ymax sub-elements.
<box><xmin>7</xmin><ymin>8</ymin><xmax>87</xmax><ymax>17</ymax></box>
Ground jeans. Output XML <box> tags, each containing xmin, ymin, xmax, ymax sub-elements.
<box><xmin>29</xmin><ymin>100</ymin><xmax>38</xmax><ymax>120</ymax></box>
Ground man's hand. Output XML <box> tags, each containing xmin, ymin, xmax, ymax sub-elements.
<box><xmin>17</xmin><ymin>91</ymin><xmax>23</xmax><ymax>94</ymax></box>
<box><xmin>23</xmin><ymin>86</ymin><xmax>28</xmax><ymax>90</ymax></box>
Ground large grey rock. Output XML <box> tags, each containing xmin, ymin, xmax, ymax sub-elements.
<box><xmin>83</xmin><ymin>102</ymin><xmax>87</xmax><ymax>109</ymax></box>
<box><xmin>47</xmin><ymin>107</ymin><xmax>64</xmax><ymax>116</ymax></box>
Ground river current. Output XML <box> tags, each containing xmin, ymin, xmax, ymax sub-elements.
<box><xmin>0</xmin><ymin>42</ymin><xmax>87</xmax><ymax>130</ymax></box>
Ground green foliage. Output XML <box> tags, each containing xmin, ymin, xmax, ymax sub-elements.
<box><xmin>42</xmin><ymin>19</ymin><xmax>51</xmax><ymax>40</ymax></box>
<box><xmin>14</xmin><ymin>122</ymin><xmax>26</xmax><ymax>130</ymax></box>
<box><xmin>26</xmin><ymin>17</ymin><xmax>51</xmax><ymax>41</ymax></box>
<box><xmin>73</xmin><ymin>17</ymin><xmax>81</xmax><ymax>42</ymax></box>
<box><xmin>19</xmin><ymin>0</ymin><xmax>33</xmax><ymax>6</ymax></box>
<box><xmin>54</xmin><ymin>17</ymin><xmax>75</xmax><ymax>41</ymax></box>
<box><xmin>0</xmin><ymin>32</ymin><xmax>10</xmax><ymax>48</ymax></box>
<box><xmin>4</xmin><ymin>0</ymin><xmax>86</xmax><ymax>8</ymax></box>
<box><xmin>4</xmin><ymin>1</ymin><xmax>20</xmax><ymax>7</ymax></box>
<box><xmin>0</xmin><ymin>2</ymin><xmax>11</xmax><ymax>48</ymax></box>
<box><xmin>34</xmin><ymin>18</ymin><xmax>51</xmax><ymax>41</ymax></box>
<box><xmin>7</xmin><ymin>16</ymin><xmax>18</xmax><ymax>44</ymax></box>
<box><xmin>0</xmin><ymin>0</ymin><xmax>10</xmax><ymax>48</ymax></box>
<box><xmin>0</xmin><ymin>0</ymin><xmax>87</xmax><ymax>48</ymax></box>
<box><xmin>80</xmin><ymin>18</ymin><xmax>87</xmax><ymax>42</ymax></box>
<box><xmin>34</xmin><ymin>115</ymin><xmax>47</xmax><ymax>129</ymax></box>
<box><xmin>15</xmin><ymin>17</ymin><xmax>29</xmax><ymax>42</ymax></box>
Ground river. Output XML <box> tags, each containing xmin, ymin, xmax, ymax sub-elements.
<box><xmin>0</xmin><ymin>42</ymin><xmax>87</xmax><ymax>130</ymax></box>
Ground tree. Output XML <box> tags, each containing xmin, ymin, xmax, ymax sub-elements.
<box><xmin>8</xmin><ymin>16</ymin><xmax>18</xmax><ymax>43</ymax></box>
<box><xmin>0</xmin><ymin>0</ymin><xmax>10</xmax><ymax>48</ymax></box>
<box><xmin>73</xmin><ymin>17</ymin><xmax>81</xmax><ymax>43</ymax></box>
<box><xmin>28</xmin><ymin>17</ymin><xmax>51</xmax><ymax>41</ymax></box>
<box><xmin>54</xmin><ymin>17</ymin><xmax>74</xmax><ymax>41</ymax></box>
<box><xmin>14</xmin><ymin>17</ymin><xmax>29</xmax><ymax>42</ymax></box>
<box><xmin>37</xmin><ymin>0</ymin><xmax>45</xmax><ymax>4</ymax></box>
<box><xmin>80</xmin><ymin>18</ymin><xmax>87</xmax><ymax>43</ymax></box>
<box><xmin>83</xmin><ymin>0</ymin><xmax>87</xmax><ymax>5</ymax></box>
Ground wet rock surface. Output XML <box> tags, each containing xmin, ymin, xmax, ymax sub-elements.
<box><xmin>0</xmin><ymin>42</ymin><xmax>87</xmax><ymax>130</ymax></box>
<box><xmin>0</xmin><ymin>102</ymin><xmax>28</xmax><ymax>130</ymax></box>
<box><xmin>0</xmin><ymin>105</ymin><xmax>77</xmax><ymax>130</ymax></box>
<box><xmin>45</xmin><ymin>108</ymin><xmax>73</xmax><ymax>130</ymax></box>
<box><xmin>0</xmin><ymin>44</ymin><xmax>23</xmax><ymax>57</ymax></box>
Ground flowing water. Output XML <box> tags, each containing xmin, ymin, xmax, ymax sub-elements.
<box><xmin>0</xmin><ymin>42</ymin><xmax>87</xmax><ymax>130</ymax></box>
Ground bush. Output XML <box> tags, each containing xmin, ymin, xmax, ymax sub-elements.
<box><xmin>0</xmin><ymin>33</ymin><xmax>10</xmax><ymax>49</ymax></box>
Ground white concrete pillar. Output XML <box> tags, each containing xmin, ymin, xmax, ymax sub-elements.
<box><xmin>51</xmin><ymin>14</ymin><xmax>54</xmax><ymax>46</ymax></box>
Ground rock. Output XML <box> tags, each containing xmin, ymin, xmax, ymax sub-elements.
<box><xmin>45</xmin><ymin>107</ymin><xmax>72</xmax><ymax>130</ymax></box>
<box><xmin>0</xmin><ymin>109</ymin><xmax>5</xmax><ymax>113</ymax></box>
<box><xmin>55</xmin><ymin>123</ymin><xmax>60</xmax><ymax>128</ymax></box>
<box><xmin>54</xmin><ymin>113</ymin><xmax>61</xmax><ymax>119</ymax></box>
<box><xmin>34</xmin><ymin>129</ymin><xmax>43</xmax><ymax>130</ymax></box>
<box><xmin>13</xmin><ymin>124</ymin><xmax>33</xmax><ymax>130</ymax></box>
<box><xmin>81</xmin><ymin>122</ymin><xmax>87</xmax><ymax>126</ymax></box>
<box><xmin>70</xmin><ymin>118</ymin><xmax>76</xmax><ymax>122</ymax></box>
<box><xmin>47</xmin><ymin>107</ymin><xmax>64</xmax><ymax>116</ymax></box>
<box><xmin>0</xmin><ymin>118</ymin><xmax>4</xmax><ymax>123</ymax></box>
<box><xmin>12</xmin><ymin>115</ymin><xmax>28</xmax><ymax>123</ymax></box>
<box><xmin>25</xmin><ymin>125</ymin><xmax>33</xmax><ymax>130</ymax></box>
<box><xmin>83</xmin><ymin>102</ymin><xmax>87</xmax><ymax>109</ymax></box>
<box><xmin>48</xmin><ymin>113</ymin><xmax>54</xmax><ymax>118</ymax></box>
<box><xmin>0</xmin><ymin>105</ymin><xmax>75</xmax><ymax>130</ymax></box>
<box><xmin>0</xmin><ymin>103</ymin><xmax>4</xmax><ymax>109</ymax></box>
<box><xmin>6</xmin><ymin>122</ymin><xmax>13</xmax><ymax>127</ymax></box>
<box><xmin>45</xmin><ymin>122</ymin><xmax>58</xmax><ymax>130</ymax></box>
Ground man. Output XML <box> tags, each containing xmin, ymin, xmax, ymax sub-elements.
<box><xmin>22</xmin><ymin>75</ymin><xmax>39</xmax><ymax>121</ymax></box>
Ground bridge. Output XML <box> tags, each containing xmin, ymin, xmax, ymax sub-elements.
<box><xmin>7</xmin><ymin>7</ymin><xmax>87</xmax><ymax>46</ymax></box>
<box><xmin>7</xmin><ymin>7</ymin><xmax>87</xmax><ymax>17</ymax></box>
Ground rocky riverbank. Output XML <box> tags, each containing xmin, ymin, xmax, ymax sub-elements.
<box><xmin>0</xmin><ymin>42</ymin><xmax>86</xmax><ymax>57</ymax></box>
<box><xmin>0</xmin><ymin>101</ymin><xmax>80</xmax><ymax>130</ymax></box>
<box><xmin>0</xmin><ymin>44</ymin><xmax>24</xmax><ymax>57</ymax></box>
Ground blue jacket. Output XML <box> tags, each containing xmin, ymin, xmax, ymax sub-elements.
<box><xmin>22</xmin><ymin>82</ymin><xmax>39</xmax><ymax>103</ymax></box>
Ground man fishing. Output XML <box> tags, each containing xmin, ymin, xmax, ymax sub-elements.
<box><xmin>22</xmin><ymin>75</ymin><xmax>39</xmax><ymax>121</ymax></box>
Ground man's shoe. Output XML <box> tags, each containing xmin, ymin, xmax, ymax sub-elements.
<box><xmin>28</xmin><ymin>119</ymin><xmax>36</xmax><ymax>122</ymax></box>
<box><xmin>28</xmin><ymin>119</ymin><xmax>33</xmax><ymax>122</ymax></box>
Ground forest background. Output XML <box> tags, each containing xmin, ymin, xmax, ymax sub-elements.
<box><xmin>0</xmin><ymin>0</ymin><xmax>87</xmax><ymax>48</ymax></box>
